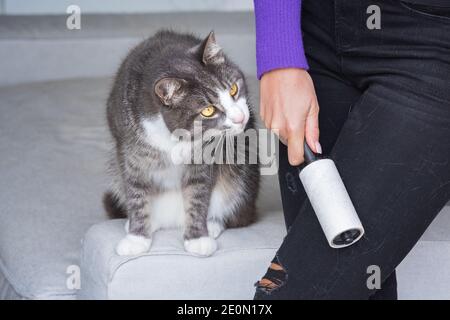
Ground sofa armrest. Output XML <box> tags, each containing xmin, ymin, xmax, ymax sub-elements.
<box><xmin>79</xmin><ymin>211</ymin><xmax>285</xmax><ymax>299</ymax></box>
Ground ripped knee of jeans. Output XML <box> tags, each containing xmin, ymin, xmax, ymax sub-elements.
<box><xmin>255</xmin><ymin>256</ymin><xmax>287</xmax><ymax>294</ymax></box>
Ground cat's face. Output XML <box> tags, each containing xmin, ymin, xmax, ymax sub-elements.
<box><xmin>154</xmin><ymin>32</ymin><xmax>251</xmax><ymax>138</ymax></box>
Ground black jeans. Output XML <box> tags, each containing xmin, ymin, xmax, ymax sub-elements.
<box><xmin>255</xmin><ymin>0</ymin><xmax>450</xmax><ymax>299</ymax></box>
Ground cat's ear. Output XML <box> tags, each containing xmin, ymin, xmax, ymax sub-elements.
<box><xmin>154</xmin><ymin>78</ymin><xmax>186</xmax><ymax>106</ymax></box>
<box><xmin>190</xmin><ymin>31</ymin><xmax>225</xmax><ymax>65</ymax></box>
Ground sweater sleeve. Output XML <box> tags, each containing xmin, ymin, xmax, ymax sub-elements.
<box><xmin>253</xmin><ymin>0</ymin><xmax>309</xmax><ymax>79</ymax></box>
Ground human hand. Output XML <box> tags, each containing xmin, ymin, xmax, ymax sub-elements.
<box><xmin>259</xmin><ymin>68</ymin><xmax>321</xmax><ymax>165</ymax></box>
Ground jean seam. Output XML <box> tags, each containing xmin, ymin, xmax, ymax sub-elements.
<box><xmin>399</xmin><ymin>1</ymin><xmax>450</xmax><ymax>22</ymax></box>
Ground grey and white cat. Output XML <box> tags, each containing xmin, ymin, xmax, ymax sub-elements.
<box><xmin>104</xmin><ymin>30</ymin><xmax>260</xmax><ymax>257</ymax></box>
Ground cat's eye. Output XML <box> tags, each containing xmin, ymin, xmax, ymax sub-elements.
<box><xmin>229</xmin><ymin>83</ymin><xmax>238</xmax><ymax>97</ymax></box>
<box><xmin>201</xmin><ymin>105</ymin><xmax>216</xmax><ymax>117</ymax></box>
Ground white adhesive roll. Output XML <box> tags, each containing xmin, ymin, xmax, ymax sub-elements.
<box><xmin>299</xmin><ymin>159</ymin><xmax>364</xmax><ymax>248</ymax></box>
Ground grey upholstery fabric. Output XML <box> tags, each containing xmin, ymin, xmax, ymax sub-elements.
<box><xmin>0</xmin><ymin>269</ymin><xmax>23</xmax><ymax>300</ymax></box>
<box><xmin>79</xmin><ymin>212</ymin><xmax>285</xmax><ymax>300</ymax></box>
<box><xmin>0</xmin><ymin>78</ymin><xmax>110</xmax><ymax>299</ymax></box>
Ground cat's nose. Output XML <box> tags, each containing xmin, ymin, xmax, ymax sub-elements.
<box><xmin>230</xmin><ymin>109</ymin><xmax>245</xmax><ymax>124</ymax></box>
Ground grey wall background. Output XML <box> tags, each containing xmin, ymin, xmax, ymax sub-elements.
<box><xmin>0</xmin><ymin>0</ymin><xmax>253</xmax><ymax>15</ymax></box>
<box><xmin>0</xmin><ymin>1</ymin><xmax>256</xmax><ymax>87</ymax></box>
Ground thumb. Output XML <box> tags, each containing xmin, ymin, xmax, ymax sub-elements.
<box><xmin>287</xmin><ymin>128</ymin><xmax>305</xmax><ymax>166</ymax></box>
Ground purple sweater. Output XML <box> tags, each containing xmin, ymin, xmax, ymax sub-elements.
<box><xmin>254</xmin><ymin>0</ymin><xmax>309</xmax><ymax>79</ymax></box>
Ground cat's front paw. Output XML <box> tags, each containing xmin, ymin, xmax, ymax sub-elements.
<box><xmin>207</xmin><ymin>220</ymin><xmax>224</xmax><ymax>239</ymax></box>
<box><xmin>184</xmin><ymin>236</ymin><xmax>217</xmax><ymax>257</ymax></box>
<box><xmin>116</xmin><ymin>234</ymin><xmax>152</xmax><ymax>256</ymax></box>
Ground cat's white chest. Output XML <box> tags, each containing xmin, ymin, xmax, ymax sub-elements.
<box><xmin>142</xmin><ymin>115</ymin><xmax>193</xmax><ymax>165</ymax></box>
<box><xmin>142</xmin><ymin>115</ymin><xmax>176</xmax><ymax>153</ymax></box>
<box><xmin>149</xmin><ymin>190</ymin><xmax>185</xmax><ymax>232</ymax></box>
<box><xmin>148</xmin><ymin>165</ymin><xmax>185</xmax><ymax>231</ymax></box>
<box><xmin>149</xmin><ymin>165</ymin><xmax>183</xmax><ymax>190</ymax></box>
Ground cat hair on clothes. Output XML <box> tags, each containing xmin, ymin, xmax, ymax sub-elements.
<box><xmin>104</xmin><ymin>30</ymin><xmax>260</xmax><ymax>257</ymax></box>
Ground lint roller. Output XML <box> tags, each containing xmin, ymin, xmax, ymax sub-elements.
<box><xmin>298</xmin><ymin>143</ymin><xmax>364</xmax><ymax>248</ymax></box>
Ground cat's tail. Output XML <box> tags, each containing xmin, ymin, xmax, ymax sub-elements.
<box><xmin>103</xmin><ymin>191</ymin><xmax>127</xmax><ymax>219</ymax></box>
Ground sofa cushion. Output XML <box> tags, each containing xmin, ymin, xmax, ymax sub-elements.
<box><xmin>0</xmin><ymin>79</ymin><xmax>111</xmax><ymax>299</ymax></box>
<box><xmin>79</xmin><ymin>208</ymin><xmax>286</xmax><ymax>300</ymax></box>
